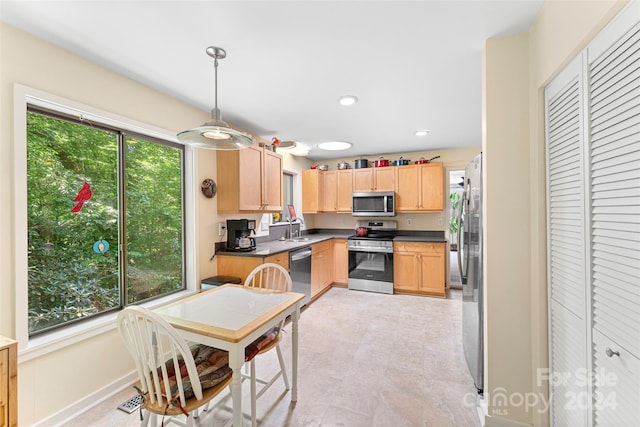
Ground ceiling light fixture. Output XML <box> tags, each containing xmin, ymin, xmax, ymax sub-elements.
<box><xmin>338</xmin><ymin>95</ymin><xmax>358</xmax><ymax>106</ymax></box>
<box><xmin>177</xmin><ymin>46</ymin><xmax>254</xmax><ymax>150</ymax></box>
<box><xmin>275</xmin><ymin>140</ymin><xmax>297</xmax><ymax>150</ymax></box>
<box><xmin>414</xmin><ymin>130</ymin><xmax>431</xmax><ymax>137</ymax></box>
<box><xmin>317</xmin><ymin>141</ymin><xmax>353</xmax><ymax>151</ymax></box>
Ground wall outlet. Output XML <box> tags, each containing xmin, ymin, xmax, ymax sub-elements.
<box><xmin>437</xmin><ymin>217</ymin><xmax>443</xmax><ymax>226</ymax></box>
<box><xmin>218</xmin><ymin>222</ymin><xmax>226</xmax><ymax>236</ymax></box>
<box><xmin>407</xmin><ymin>218</ymin><xmax>413</xmax><ymax>226</ymax></box>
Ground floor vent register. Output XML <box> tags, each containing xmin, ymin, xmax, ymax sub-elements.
<box><xmin>117</xmin><ymin>394</ymin><xmax>142</xmax><ymax>414</ymax></box>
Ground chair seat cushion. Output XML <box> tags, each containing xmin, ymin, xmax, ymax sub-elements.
<box><xmin>160</xmin><ymin>344</ymin><xmax>232</xmax><ymax>401</ymax></box>
<box><xmin>245</xmin><ymin>326</ymin><xmax>280</xmax><ymax>362</ymax></box>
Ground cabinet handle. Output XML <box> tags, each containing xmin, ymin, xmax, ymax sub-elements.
<box><xmin>605</xmin><ymin>347</ymin><xmax>620</xmax><ymax>358</ymax></box>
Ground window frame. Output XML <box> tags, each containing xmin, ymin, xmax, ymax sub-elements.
<box><xmin>13</xmin><ymin>84</ymin><xmax>198</xmax><ymax>360</ymax></box>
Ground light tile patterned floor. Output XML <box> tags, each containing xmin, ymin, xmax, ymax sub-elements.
<box><xmin>64</xmin><ymin>287</ymin><xmax>482</xmax><ymax>426</ymax></box>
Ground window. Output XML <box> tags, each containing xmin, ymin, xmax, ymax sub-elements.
<box><xmin>281</xmin><ymin>172</ymin><xmax>294</xmax><ymax>220</ymax></box>
<box><xmin>26</xmin><ymin>108</ymin><xmax>185</xmax><ymax>336</ymax></box>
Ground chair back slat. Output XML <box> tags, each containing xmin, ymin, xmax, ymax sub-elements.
<box><xmin>245</xmin><ymin>263</ymin><xmax>292</xmax><ymax>292</ymax></box>
<box><xmin>117</xmin><ymin>306</ymin><xmax>204</xmax><ymax>409</ymax></box>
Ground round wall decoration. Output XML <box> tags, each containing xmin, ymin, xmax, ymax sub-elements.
<box><xmin>201</xmin><ymin>178</ymin><xmax>217</xmax><ymax>198</ymax></box>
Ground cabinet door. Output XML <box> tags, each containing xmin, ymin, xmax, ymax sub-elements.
<box><xmin>302</xmin><ymin>169</ymin><xmax>320</xmax><ymax>213</ymax></box>
<box><xmin>311</xmin><ymin>241</ymin><xmax>332</xmax><ymax>297</ymax></box>
<box><xmin>393</xmin><ymin>250</ymin><xmax>420</xmax><ymax>292</ymax></box>
<box><xmin>373</xmin><ymin>167</ymin><xmax>395</xmax><ymax>191</ymax></box>
<box><xmin>320</xmin><ymin>171</ymin><xmax>337</xmax><ymax>212</ymax></box>
<box><xmin>395</xmin><ymin>165</ymin><xmax>420</xmax><ymax>211</ymax></box>
<box><xmin>336</xmin><ymin>170</ymin><xmax>353</xmax><ymax>212</ymax></box>
<box><xmin>264</xmin><ymin>253</ymin><xmax>289</xmax><ymax>271</ymax></box>
<box><xmin>419</xmin><ymin>163</ymin><xmax>444</xmax><ymax>210</ymax></box>
<box><xmin>419</xmin><ymin>243</ymin><xmax>445</xmax><ymax>295</ymax></box>
<box><xmin>238</xmin><ymin>145</ymin><xmax>264</xmax><ymax>211</ymax></box>
<box><xmin>353</xmin><ymin>168</ymin><xmax>374</xmax><ymax>192</ymax></box>
<box><xmin>333</xmin><ymin>239</ymin><xmax>348</xmax><ymax>284</ymax></box>
<box><xmin>263</xmin><ymin>149</ymin><xmax>283</xmax><ymax>211</ymax></box>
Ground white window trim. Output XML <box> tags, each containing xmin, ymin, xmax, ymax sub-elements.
<box><xmin>13</xmin><ymin>83</ymin><xmax>198</xmax><ymax>360</ymax></box>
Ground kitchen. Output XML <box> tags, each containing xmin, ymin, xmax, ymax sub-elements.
<box><xmin>1</xmin><ymin>1</ymin><xmax>637</xmax><ymax>426</ymax></box>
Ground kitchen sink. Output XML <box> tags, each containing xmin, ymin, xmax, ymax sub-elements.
<box><xmin>288</xmin><ymin>237</ymin><xmax>312</xmax><ymax>242</ymax></box>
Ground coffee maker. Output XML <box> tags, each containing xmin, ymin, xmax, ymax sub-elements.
<box><xmin>226</xmin><ymin>219</ymin><xmax>257</xmax><ymax>252</ymax></box>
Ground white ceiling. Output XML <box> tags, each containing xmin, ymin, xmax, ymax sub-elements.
<box><xmin>1</xmin><ymin>0</ymin><xmax>543</xmax><ymax>160</ymax></box>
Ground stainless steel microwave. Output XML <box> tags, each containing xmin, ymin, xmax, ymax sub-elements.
<box><xmin>352</xmin><ymin>192</ymin><xmax>396</xmax><ymax>217</ymax></box>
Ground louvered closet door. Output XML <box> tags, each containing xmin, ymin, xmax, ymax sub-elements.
<box><xmin>545</xmin><ymin>56</ymin><xmax>589</xmax><ymax>427</ymax></box>
<box><xmin>588</xmin><ymin>15</ymin><xmax>640</xmax><ymax>426</ymax></box>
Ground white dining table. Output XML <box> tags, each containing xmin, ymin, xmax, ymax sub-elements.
<box><xmin>154</xmin><ymin>284</ymin><xmax>304</xmax><ymax>426</ymax></box>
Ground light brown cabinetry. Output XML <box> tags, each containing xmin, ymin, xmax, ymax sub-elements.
<box><xmin>320</xmin><ymin>171</ymin><xmax>337</xmax><ymax>212</ymax></box>
<box><xmin>217</xmin><ymin>255</ymin><xmax>263</xmax><ymax>284</ymax></box>
<box><xmin>217</xmin><ymin>145</ymin><xmax>283</xmax><ymax>213</ymax></box>
<box><xmin>353</xmin><ymin>167</ymin><xmax>395</xmax><ymax>192</ymax></box>
<box><xmin>395</xmin><ymin>163</ymin><xmax>444</xmax><ymax>211</ymax></box>
<box><xmin>217</xmin><ymin>252</ymin><xmax>290</xmax><ymax>288</ymax></box>
<box><xmin>303</xmin><ymin>170</ymin><xmax>352</xmax><ymax>213</ymax></box>
<box><xmin>264</xmin><ymin>253</ymin><xmax>289</xmax><ymax>271</ymax></box>
<box><xmin>311</xmin><ymin>240</ymin><xmax>333</xmax><ymax>298</ymax></box>
<box><xmin>302</xmin><ymin>169</ymin><xmax>320</xmax><ymax>213</ymax></box>
<box><xmin>332</xmin><ymin>239</ymin><xmax>349</xmax><ymax>285</ymax></box>
<box><xmin>0</xmin><ymin>337</ymin><xmax>17</xmax><ymax>427</ymax></box>
<box><xmin>393</xmin><ymin>241</ymin><xmax>445</xmax><ymax>296</ymax></box>
<box><xmin>336</xmin><ymin>170</ymin><xmax>353</xmax><ymax>212</ymax></box>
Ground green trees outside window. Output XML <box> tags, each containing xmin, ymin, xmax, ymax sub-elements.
<box><xmin>26</xmin><ymin>110</ymin><xmax>184</xmax><ymax>335</ymax></box>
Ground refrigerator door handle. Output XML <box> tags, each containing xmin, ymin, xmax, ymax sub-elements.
<box><xmin>457</xmin><ymin>189</ymin><xmax>466</xmax><ymax>282</ymax></box>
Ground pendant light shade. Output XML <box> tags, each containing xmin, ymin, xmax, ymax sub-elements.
<box><xmin>177</xmin><ymin>47</ymin><xmax>254</xmax><ymax>150</ymax></box>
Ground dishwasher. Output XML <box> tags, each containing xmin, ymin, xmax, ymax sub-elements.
<box><xmin>289</xmin><ymin>247</ymin><xmax>312</xmax><ymax>306</ymax></box>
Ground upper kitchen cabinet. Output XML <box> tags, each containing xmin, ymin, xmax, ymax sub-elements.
<box><xmin>302</xmin><ymin>169</ymin><xmax>321</xmax><ymax>213</ymax></box>
<box><xmin>217</xmin><ymin>145</ymin><xmax>283</xmax><ymax>213</ymax></box>
<box><xmin>395</xmin><ymin>163</ymin><xmax>444</xmax><ymax>211</ymax></box>
<box><xmin>336</xmin><ymin>169</ymin><xmax>353</xmax><ymax>212</ymax></box>
<box><xmin>352</xmin><ymin>167</ymin><xmax>395</xmax><ymax>192</ymax></box>
<box><xmin>302</xmin><ymin>169</ymin><xmax>352</xmax><ymax>213</ymax></box>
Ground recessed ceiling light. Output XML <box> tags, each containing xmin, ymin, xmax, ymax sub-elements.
<box><xmin>317</xmin><ymin>141</ymin><xmax>353</xmax><ymax>151</ymax></box>
<box><xmin>338</xmin><ymin>95</ymin><xmax>358</xmax><ymax>106</ymax></box>
<box><xmin>414</xmin><ymin>130</ymin><xmax>431</xmax><ymax>137</ymax></box>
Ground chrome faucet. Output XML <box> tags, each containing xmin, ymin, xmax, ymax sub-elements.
<box><xmin>288</xmin><ymin>216</ymin><xmax>304</xmax><ymax>239</ymax></box>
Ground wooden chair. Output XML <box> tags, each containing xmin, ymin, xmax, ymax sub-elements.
<box><xmin>117</xmin><ymin>306</ymin><xmax>232</xmax><ymax>427</ymax></box>
<box><xmin>244</xmin><ymin>263</ymin><xmax>292</xmax><ymax>426</ymax></box>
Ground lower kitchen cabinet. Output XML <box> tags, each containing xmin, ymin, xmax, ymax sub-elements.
<box><xmin>311</xmin><ymin>240</ymin><xmax>333</xmax><ymax>298</ymax></box>
<box><xmin>393</xmin><ymin>241</ymin><xmax>445</xmax><ymax>296</ymax></box>
<box><xmin>0</xmin><ymin>337</ymin><xmax>17</xmax><ymax>427</ymax></box>
<box><xmin>332</xmin><ymin>239</ymin><xmax>348</xmax><ymax>285</ymax></box>
<box><xmin>216</xmin><ymin>255</ymin><xmax>263</xmax><ymax>284</ymax></box>
<box><xmin>264</xmin><ymin>253</ymin><xmax>289</xmax><ymax>271</ymax></box>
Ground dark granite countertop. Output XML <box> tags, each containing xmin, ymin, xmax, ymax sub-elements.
<box><xmin>216</xmin><ymin>233</ymin><xmax>345</xmax><ymax>258</ymax></box>
<box><xmin>215</xmin><ymin>229</ymin><xmax>447</xmax><ymax>258</ymax></box>
<box><xmin>393</xmin><ymin>232</ymin><xmax>448</xmax><ymax>243</ymax></box>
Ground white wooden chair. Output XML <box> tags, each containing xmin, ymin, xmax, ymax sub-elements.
<box><xmin>117</xmin><ymin>306</ymin><xmax>232</xmax><ymax>427</ymax></box>
<box><xmin>244</xmin><ymin>263</ymin><xmax>292</xmax><ymax>426</ymax></box>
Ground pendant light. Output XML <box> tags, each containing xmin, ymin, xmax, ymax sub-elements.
<box><xmin>177</xmin><ymin>46</ymin><xmax>254</xmax><ymax>149</ymax></box>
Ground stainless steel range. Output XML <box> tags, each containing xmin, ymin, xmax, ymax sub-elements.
<box><xmin>347</xmin><ymin>220</ymin><xmax>397</xmax><ymax>294</ymax></box>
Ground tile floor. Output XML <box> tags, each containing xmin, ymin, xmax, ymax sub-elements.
<box><xmin>64</xmin><ymin>287</ymin><xmax>482</xmax><ymax>426</ymax></box>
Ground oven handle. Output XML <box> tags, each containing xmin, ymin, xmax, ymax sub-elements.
<box><xmin>348</xmin><ymin>247</ymin><xmax>393</xmax><ymax>254</ymax></box>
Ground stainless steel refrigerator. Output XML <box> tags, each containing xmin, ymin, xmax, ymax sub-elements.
<box><xmin>458</xmin><ymin>153</ymin><xmax>483</xmax><ymax>394</ymax></box>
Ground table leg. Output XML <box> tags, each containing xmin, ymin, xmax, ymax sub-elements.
<box><xmin>229</xmin><ymin>347</ymin><xmax>244</xmax><ymax>426</ymax></box>
<box><xmin>292</xmin><ymin>304</ymin><xmax>300</xmax><ymax>401</ymax></box>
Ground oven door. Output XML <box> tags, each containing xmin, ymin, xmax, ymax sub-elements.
<box><xmin>348</xmin><ymin>248</ymin><xmax>394</xmax><ymax>294</ymax></box>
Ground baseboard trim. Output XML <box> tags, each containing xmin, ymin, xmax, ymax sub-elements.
<box><xmin>485</xmin><ymin>414</ymin><xmax>533</xmax><ymax>427</ymax></box>
<box><xmin>33</xmin><ymin>371</ymin><xmax>137</xmax><ymax>427</ymax></box>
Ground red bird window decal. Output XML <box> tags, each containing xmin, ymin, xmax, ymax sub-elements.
<box><xmin>71</xmin><ymin>181</ymin><xmax>92</xmax><ymax>213</ymax></box>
